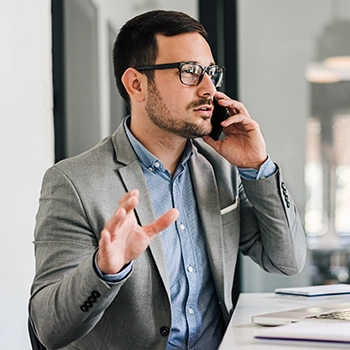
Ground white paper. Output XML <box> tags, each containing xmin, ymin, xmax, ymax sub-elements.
<box><xmin>275</xmin><ymin>284</ymin><xmax>350</xmax><ymax>297</ymax></box>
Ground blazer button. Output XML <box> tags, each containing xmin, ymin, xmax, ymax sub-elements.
<box><xmin>80</xmin><ymin>305</ymin><xmax>89</xmax><ymax>312</ymax></box>
<box><xmin>91</xmin><ymin>290</ymin><xmax>101</xmax><ymax>298</ymax></box>
<box><xmin>160</xmin><ymin>326</ymin><xmax>170</xmax><ymax>336</ymax></box>
<box><xmin>84</xmin><ymin>301</ymin><xmax>93</xmax><ymax>309</ymax></box>
<box><xmin>88</xmin><ymin>296</ymin><xmax>97</xmax><ymax>303</ymax></box>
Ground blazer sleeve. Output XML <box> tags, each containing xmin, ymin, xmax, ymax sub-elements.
<box><xmin>238</xmin><ymin>164</ymin><xmax>306</xmax><ymax>275</ymax></box>
<box><xmin>29</xmin><ymin>166</ymin><xmax>128</xmax><ymax>349</ymax></box>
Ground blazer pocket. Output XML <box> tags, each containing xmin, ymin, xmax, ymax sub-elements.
<box><xmin>220</xmin><ymin>196</ymin><xmax>239</xmax><ymax>215</ymax></box>
<box><xmin>221</xmin><ymin>197</ymin><xmax>240</xmax><ymax>227</ymax></box>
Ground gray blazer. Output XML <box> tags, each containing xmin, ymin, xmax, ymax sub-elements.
<box><xmin>29</xmin><ymin>121</ymin><xmax>306</xmax><ymax>350</ymax></box>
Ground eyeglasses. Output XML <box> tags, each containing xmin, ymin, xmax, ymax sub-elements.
<box><xmin>135</xmin><ymin>62</ymin><xmax>225</xmax><ymax>88</ymax></box>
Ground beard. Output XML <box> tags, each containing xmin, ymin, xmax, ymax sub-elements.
<box><xmin>145</xmin><ymin>80</ymin><xmax>213</xmax><ymax>139</ymax></box>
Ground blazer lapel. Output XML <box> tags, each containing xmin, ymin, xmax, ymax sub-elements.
<box><xmin>189</xmin><ymin>150</ymin><xmax>225</xmax><ymax>300</ymax></box>
<box><xmin>112</xmin><ymin>123</ymin><xmax>170</xmax><ymax>296</ymax></box>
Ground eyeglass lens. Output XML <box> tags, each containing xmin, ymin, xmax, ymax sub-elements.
<box><xmin>180</xmin><ymin>63</ymin><xmax>223</xmax><ymax>87</ymax></box>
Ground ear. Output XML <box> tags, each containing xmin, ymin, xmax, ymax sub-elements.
<box><xmin>121</xmin><ymin>68</ymin><xmax>147</xmax><ymax>103</ymax></box>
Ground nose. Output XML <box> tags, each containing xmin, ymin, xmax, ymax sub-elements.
<box><xmin>197</xmin><ymin>71</ymin><xmax>217</xmax><ymax>98</ymax></box>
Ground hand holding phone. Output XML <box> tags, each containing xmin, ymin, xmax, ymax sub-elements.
<box><xmin>209</xmin><ymin>98</ymin><xmax>230</xmax><ymax>140</ymax></box>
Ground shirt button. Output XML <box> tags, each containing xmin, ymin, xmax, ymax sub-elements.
<box><xmin>188</xmin><ymin>308</ymin><xmax>194</xmax><ymax>314</ymax></box>
<box><xmin>180</xmin><ymin>224</ymin><xmax>185</xmax><ymax>230</ymax></box>
<box><xmin>154</xmin><ymin>161</ymin><xmax>160</xmax><ymax>168</ymax></box>
<box><xmin>148</xmin><ymin>167</ymin><xmax>153</xmax><ymax>171</ymax></box>
<box><xmin>187</xmin><ymin>266</ymin><xmax>193</xmax><ymax>272</ymax></box>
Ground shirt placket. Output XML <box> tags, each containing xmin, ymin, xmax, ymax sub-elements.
<box><xmin>172</xmin><ymin>172</ymin><xmax>200</xmax><ymax>349</ymax></box>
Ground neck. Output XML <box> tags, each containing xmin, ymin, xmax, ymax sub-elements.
<box><xmin>129</xmin><ymin>116</ymin><xmax>187</xmax><ymax>176</ymax></box>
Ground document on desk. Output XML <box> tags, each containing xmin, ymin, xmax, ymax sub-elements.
<box><xmin>275</xmin><ymin>284</ymin><xmax>350</xmax><ymax>297</ymax></box>
<box><xmin>255</xmin><ymin>320</ymin><xmax>350</xmax><ymax>345</ymax></box>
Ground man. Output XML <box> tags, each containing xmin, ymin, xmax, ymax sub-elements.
<box><xmin>29</xmin><ymin>10</ymin><xmax>306</xmax><ymax>350</ymax></box>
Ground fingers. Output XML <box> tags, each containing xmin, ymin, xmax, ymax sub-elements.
<box><xmin>118</xmin><ymin>189</ymin><xmax>139</xmax><ymax>211</ymax></box>
<box><xmin>98</xmin><ymin>190</ymin><xmax>140</xmax><ymax>274</ymax></box>
<box><xmin>104</xmin><ymin>190</ymin><xmax>139</xmax><ymax>232</ymax></box>
<box><xmin>143</xmin><ymin>208</ymin><xmax>179</xmax><ymax>239</ymax></box>
<box><xmin>214</xmin><ymin>92</ymin><xmax>250</xmax><ymax>118</ymax></box>
<box><xmin>213</xmin><ymin>93</ymin><xmax>258</xmax><ymax>131</ymax></box>
<box><xmin>222</xmin><ymin>113</ymin><xmax>258</xmax><ymax>130</ymax></box>
<box><xmin>104</xmin><ymin>190</ymin><xmax>179</xmax><ymax>241</ymax></box>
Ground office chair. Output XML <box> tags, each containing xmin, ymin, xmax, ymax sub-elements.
<box><xmin>28</xmin><ymin>319</ymin><xmax>46</xmax><ymax>350</ymax></box>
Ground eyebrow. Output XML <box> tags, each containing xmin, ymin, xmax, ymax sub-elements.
<box><xmin>187</xmin><ymin>61</ymin><xmax>217</xmax><ymax>66</ymax></box>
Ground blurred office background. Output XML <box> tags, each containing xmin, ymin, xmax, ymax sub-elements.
<box><xmin>1</xmin><ymin>0</ymin><xmax>350</xmax><ymax>348</ymax></box>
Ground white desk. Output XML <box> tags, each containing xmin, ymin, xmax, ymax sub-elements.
<box><xmin>219</xmin><ymin>292</ymin><xmax>350</xmax><ymax>350</ymax></box>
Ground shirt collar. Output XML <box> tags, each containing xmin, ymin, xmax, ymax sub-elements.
<box><xmin>123</xmin><ymin>116</ymin><xmax>194</xmax><ymax>173</ymax></box>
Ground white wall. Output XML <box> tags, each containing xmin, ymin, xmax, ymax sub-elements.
<box><xmin>0</xmin><ymin>0</ymin><xmax>54</xmax><ymax>348</ymax></box>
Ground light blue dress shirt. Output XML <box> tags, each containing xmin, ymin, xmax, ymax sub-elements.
<box><xmin>95</xmin><ymin>118</ymin><xmax>276</xmax><ymax>349</ymax></box>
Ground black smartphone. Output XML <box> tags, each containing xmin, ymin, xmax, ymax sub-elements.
<box><xmin>209</xmin><ymin>98</ymin><xmax>229</xmax><ymax>140</ymax></box>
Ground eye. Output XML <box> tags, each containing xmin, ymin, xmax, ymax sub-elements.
<box><xmin>183</xmin><ymin>66</ymin><xmax>194</xmax><ymax>74</ymax></box>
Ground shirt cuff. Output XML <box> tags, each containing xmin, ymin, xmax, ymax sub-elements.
<box><xmin>93</xmin><ymin>250</ymin><xmax>133</xmax><ymax>282</ymax></box>
<box><xmin>237</xmin><ymin>155</ymin><xmax>277</xmax><ymax>180</ymax></box>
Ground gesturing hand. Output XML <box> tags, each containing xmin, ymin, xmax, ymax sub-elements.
<box><xmin>97</xmin><ymin>189</ymin><xmax>179</xmax><ymax>274</ymax></box>
<box><xmin>203</xmin><ymin>93</ymin><xmax>267</xmax><ymax>170</ymax></box>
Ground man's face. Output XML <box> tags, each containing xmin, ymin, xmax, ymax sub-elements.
<box><xmin>145</xmin><ymin>32</ymin><xmax>217</xmax><ymax>139</ymax></box>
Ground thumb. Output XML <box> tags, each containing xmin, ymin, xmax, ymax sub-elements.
<box><xmin>144</xmin><ymin>208</ymin><xmax>179</xmax><ymax>238</ymax></box>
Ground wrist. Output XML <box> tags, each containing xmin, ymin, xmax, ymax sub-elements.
<box><xmin>240</xmin><ymin>156</ymin><xmax>268</xmax><ymax>171</ymax></box>
<box><xmin>97</xmin><ymin>251</ymin><xmax>129</xmax><ymax>275</ymax></box>
<box><xmin>252</xmin><ymin>155</ymin><xmax>268</xmax><ymax>170</ymax></box>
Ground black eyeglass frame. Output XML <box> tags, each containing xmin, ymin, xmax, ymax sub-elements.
<box><xmin>134</xmin><ymin>61</ymin><xmax>225</xmax><ymax>87</ymax></box>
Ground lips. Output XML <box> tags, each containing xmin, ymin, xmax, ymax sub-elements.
<box><xmin>193</xmin><ymin>105</ymin><xmax>213</xmax><ymax>113</ymax></box>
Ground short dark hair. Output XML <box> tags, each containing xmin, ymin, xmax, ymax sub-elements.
<box><xmin>112</xmin><ymin>10</ymin><xmax>208</xmax><ymax>105</ymax></box>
